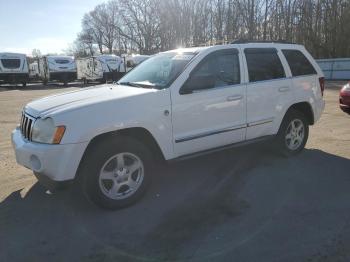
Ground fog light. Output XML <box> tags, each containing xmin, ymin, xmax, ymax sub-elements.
<box><xmin>30</xmin><ymin>155</ymin><xmax>41</xmax><ymax>171</ymax></box>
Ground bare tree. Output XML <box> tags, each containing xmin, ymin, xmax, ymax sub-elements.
<box><xmin>74</xmin><ymin>0</ymin><xmax>350</xmax><ymax>58</ymax></box>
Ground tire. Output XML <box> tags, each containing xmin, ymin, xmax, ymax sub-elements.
<box><xmin>274</xmin><ymin>109</ymin><xmax>309</xmax><ymax>156</ymax></box>
<box><xmin>79</xmin><ymin>136</ymin><xmax>153</xmax><ymax>209</ymax></box>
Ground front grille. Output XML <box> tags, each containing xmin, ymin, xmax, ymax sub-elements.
<box><xmin>20</xmin><ymin>113</ymin><xmax>35</xmax><ymax>140</ymax></box>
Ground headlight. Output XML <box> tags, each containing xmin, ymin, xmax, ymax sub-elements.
<box><xmin>31</xmin><ymin>117</ymin><xmax>66</xmax><ymax>144</ymax></box>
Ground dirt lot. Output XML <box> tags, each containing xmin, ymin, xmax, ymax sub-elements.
<box><xmin>0</xmin><ymin>82</ymin><xmax>350</xmax><ymax>262</ymax></box>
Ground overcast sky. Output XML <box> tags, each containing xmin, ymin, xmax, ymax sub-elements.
<box><xmin>0</xmin><ymin>0</ymin><xmax>103</xmax><ymax>55</ymax></box>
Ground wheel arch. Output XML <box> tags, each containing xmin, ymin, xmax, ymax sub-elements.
<box><xmin>78</xmin><ymin>127</ymin><xmax>166</xmax><ymax>174</ymax></box>
<box><xmin>274</xmin><ymin>101</ymin><xmax>315</xmax><ymax>135</ymax></box>
<box><xmin>287</xmin><ymin>102</ymin><xmax>315</xmax><ymax>125</ymax></box>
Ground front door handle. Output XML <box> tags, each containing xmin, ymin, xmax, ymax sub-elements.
<box><xmin>227</xmin><ymin>95</ymin><xmax>243</xmax><ymax>102</ymax></box>
<box><xmin>279</xmin><ymin>86</ymin><xmax>290</xmax><ymax>92</ymax></box>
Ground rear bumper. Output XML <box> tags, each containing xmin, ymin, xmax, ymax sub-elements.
<box><xmin>49</xmin><ymin>72</ymin><xmax>77</xmax><ymax>82</ymax></box>
<box><xmin>0</xmin><ymin>73</ymin><xmax>29</xmax><ymax>83</ymax></box>
<box><xmin>11</xmin><ymin>128</ymin><xmax>88</xmax><ymax>182</ymax></box>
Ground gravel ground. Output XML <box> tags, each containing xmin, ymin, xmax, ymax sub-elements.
<box><xmin>0</xmin><ymin>81</ymin><xmax>349</xmax><ymax>262</ymax></box>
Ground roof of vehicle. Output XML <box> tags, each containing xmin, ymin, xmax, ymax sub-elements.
<box><xmin>165</xmin><ymin>42</ymin><xmax>305</xmax><ymax>55</ymax></box>
<box><xmin>46</xmin><ymin>56</ymin><xmax>74</xmax><ymax>60</ymax></box>
<box><xmin>96</xmin><ymin>54</ymin><xmax>121</xmax><ymax>59</ymax></box>
<box><xmin>0</xmin><ymin>52</ymin><xmax>27</xmax><ymax>58</ymax></box>
<box><xmin>163</xmin><ymin>46</ymin><xmax>210</xmax><ymax>54</ymax></box>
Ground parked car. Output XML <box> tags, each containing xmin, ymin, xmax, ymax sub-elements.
<box><xmin>12</xmin><ymin>42</ymin><xmax>325</xmax><ymax>209</ymax></box>
<box><xmin>340</xmin><ymin>82</ymin><xmax>350</xmax><ymax>114</ymax></box>
<box><xmin>0</xmin><ymin>52</ymin><xmax>29</xmax><ymax>87</ymax></box>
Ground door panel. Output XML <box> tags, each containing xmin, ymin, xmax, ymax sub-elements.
<box><xmin>171</xmin><ymin>49</ymin><xmax>246</xmax><ymax>157</ymax></box>
<box><xmin>244</xmin><ymin>48</ymin><xmax>292</xmax><ymax>140</ymax></box>
<box><xmin>246</xmin><ymin>78</ymin><xmax>291</xmax><ymax>139</ymax></box>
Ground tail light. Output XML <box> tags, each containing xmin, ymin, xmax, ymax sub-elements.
<box><xmin>319</xmin><ymin>77</ymin><xmax>325</xmax><ymax>97</ymax></box>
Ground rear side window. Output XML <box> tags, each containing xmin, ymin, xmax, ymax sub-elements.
<box><xmin>245</xmin><ymin>48</ymin><xmax>285</xmax><ymax>82</ymax></box>
<box><xmin>282</xmin><ymin>49</ymin><xmax>317</xmax><ymax>76</ymax></box>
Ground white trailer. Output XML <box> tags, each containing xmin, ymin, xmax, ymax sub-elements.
<box><xmin>76</xmin><ymin>55</ymin><xmax>124</xmax><ymax>83</ymax></box>
<box><xmin>0</xmin><ymin>53</ymin><xmax>29</xmax><ymax>87</ymax></box>
<box><xmin>38</xmin><ymin>56</ymin><xmax>77</xmax><ymax>86</ymax></box>
<box><xmin>29</xmin><ymin>62</ymin><xmax>39</xmax><ymax>80</ymax></box>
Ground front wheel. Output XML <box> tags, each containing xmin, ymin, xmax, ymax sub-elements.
<box><xmin>79</xmin><ymin>136</ymin><xmax>153</xmax><ymax>209</ymax></box>
<box><xmin>274</xmin><ymin>110</ymin><xmax>309</xmax><ymax>156</ymax></box>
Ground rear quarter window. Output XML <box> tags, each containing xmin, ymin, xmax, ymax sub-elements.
<box><xmin>245</xmin><ymin>48</ymin><xmax>285</xmax><ymax>82</ymax></box>
<box><xmin>282</xmin><ymin>49</ymin><xmax>317</xmax><ymax>76</ymax></box>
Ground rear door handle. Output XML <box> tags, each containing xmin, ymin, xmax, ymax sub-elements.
<box><xmin>227</xmin><ymin>95</ymin><xmax>243</xmax><ymax>102</ymax></box>
<box><xmin>279</xmin><ymin>86</ymin><xmax>290</xmax><ymax>92</ymax></box>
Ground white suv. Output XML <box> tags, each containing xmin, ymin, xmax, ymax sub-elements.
<box><xmin>12</xmin><ymin>42</ymin><xmax>325</xmax><ymax>209</ymax></box>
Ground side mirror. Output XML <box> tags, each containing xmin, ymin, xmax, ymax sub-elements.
<box><xmin>180</xmin><ymin>75</ymin><xmax>215</xmax><ymax>95</ymax></box>
<box><xmin>180</xmin><ymin>83</ymin><xmax>193</xmax><ymax>95</ymax></box>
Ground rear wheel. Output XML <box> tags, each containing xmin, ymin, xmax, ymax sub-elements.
<box><xmin>275</xmin><ymin>110</ymin><xmax>309</xmax><ymax>156</ymax></box>
<box><xmin>80</xmin><ymin>136</ymin><xmax>153</xmax><ymax>209</ymax></box>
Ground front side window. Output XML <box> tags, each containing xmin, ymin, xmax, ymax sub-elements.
<box><xmin>181</xmin><ymin>50</ymin><xmax>240</xmax><ymax>93</ymax></box>
<box><xmin>245</xmin><ymin>48</ymin><xmax>285</xmax><ymax>82</ymax></box>
<box><xmin>118</xmin><ymin>51</ymin><xmax>196</xmax><ymax>89</ymax></box>
<box><xmin>282</xmin><ymin>49</ymin><xmax>317</xmax><ymax>76</ymax></box>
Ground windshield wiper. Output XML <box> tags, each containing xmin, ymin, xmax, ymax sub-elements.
<box><xmin>117</xmin><ymin>82</ymin><xmax>158</xmax><ymax>89</ymax></box>
<box><xmin>117</xmin><ymin>82</ymin><xmax>143</xmax><ymax>87</ymax></box>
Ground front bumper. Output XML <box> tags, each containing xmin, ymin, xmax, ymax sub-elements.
<box><xmin>340</xmin><ymin>103</ymin><xmax>350</xmax><ymax>113</ymax></box>
<box><xmin>11</xmin><ymin>128</ymin><xmax>88</xmax><ymax>182</ymax></box>
<box><xmin>340</xmin><ymin>95</ymin><xmax>350</xmax><ymax>113</ymax></box>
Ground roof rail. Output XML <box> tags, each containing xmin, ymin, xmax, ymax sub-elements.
<box><xmin>231</xmin><ymin>39</ymin><xmax>296</xmax><ymax>44</ymax></box>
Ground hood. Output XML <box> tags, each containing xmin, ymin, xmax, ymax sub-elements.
<box><xmin>25</xmin><ymin>84</ymin><xmax>157</xmax><ymax>118</ymax></box>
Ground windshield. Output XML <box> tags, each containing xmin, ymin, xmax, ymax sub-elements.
<box><xmin>118</xmin><ymin>51</ymin><xmax>196</xmax><ymax>89</ymax></box>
